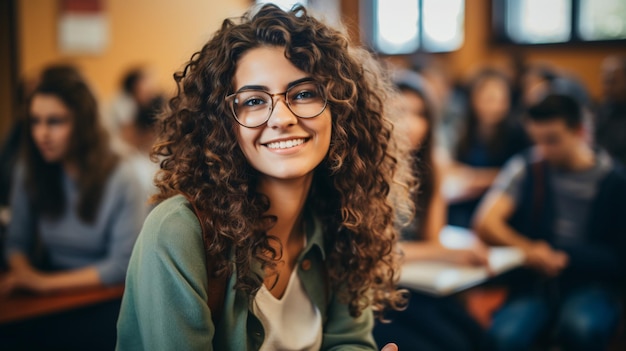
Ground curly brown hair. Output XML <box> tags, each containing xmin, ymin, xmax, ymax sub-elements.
<box><xmin>152</xmin><ymin>4</ymin><xmax>413</xmax><ymax>318</ymax></box>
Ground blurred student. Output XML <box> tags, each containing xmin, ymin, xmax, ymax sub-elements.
<box><xmin>116</xmin><ymin>5</ymin><xmax>411</xmax><ymax>351</ymax></box>
<box><xmin>474</xmin><ymin>94</ymin><xmax>625</xmax><ymax>351</ymax></box>
<box><xmin>521</xmin><ymin>64</ymin><xmax>592</xmax><ymax>118</ymax></box>
<box><xmin>596</xmin><ymin>55</ymin><xmax>626</xmax><ymax>165</ymax></box>
<box><xmin>121</xmin><ymin>95</ymin><xmax>162</xmax><ymax>200</ymax></box>
<box><xmin>417</xmin><ymin>61</ymin><xmax>467</xmax><ymax>153</ymax></box>
<box><xmin>373</xmin><ymin>70</ymin><xmax>487</xmax><ymax>351</ymax></box>
<box><xmin>445</xmin><ymin>68</ymin><xmax>529</xmax><ymax>228</ymax></box>
<box><xmin>107</xmin><ymin>66</ymin><xmax>163</xmax><ymax>137</ymax></box>
<box><xmin>1</xmin><ymin>65</ymin><xmax>145</xmax><ymax>295</ymax></box>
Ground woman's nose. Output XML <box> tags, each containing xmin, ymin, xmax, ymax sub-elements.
<box><xmin>266</xmin><ymin>98</ymin><xmax>298</xmax><ymax>129</ymax></box>
<box><xmin>33</xmin><ymin>124</ymin><xmax>49</xmax><ymax>140</ymax></box>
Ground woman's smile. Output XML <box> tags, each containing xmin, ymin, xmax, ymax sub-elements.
<box><xmin>262</xmin><ymin>136</ymin><xmax>311</xmax><ymax>154</ymax></box>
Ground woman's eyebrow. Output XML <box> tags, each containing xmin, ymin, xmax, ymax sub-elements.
<box><xmin>287</xmin><ymin>77</ymin><xmax>315</xmax><ymax>89</ymax></box>
<box><xmin>236</xmin><ymin>84</ymin><xmax>268</xmax><ymax>92</ymax></box>
<box><xmin>236</xmin><ymin>76</ymin><xmax>314</xmax><ymax>93</ymax></box>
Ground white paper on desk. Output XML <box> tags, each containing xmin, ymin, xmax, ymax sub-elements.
<box><xmin>398</xmin><ymin>247</ymin><xmax>525</xmax><ymax>296</ymax></box>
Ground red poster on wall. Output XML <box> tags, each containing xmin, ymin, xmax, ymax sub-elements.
<box><xmin>58</xmin><ymin>0</ymin><xmax>108</xmax><ymax>54</ymax></box>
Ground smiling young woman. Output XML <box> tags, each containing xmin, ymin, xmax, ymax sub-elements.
<box><xmin>116</xmin><ymin>4</ymin><xmax>414</xmax><ymax>351</ymax></box>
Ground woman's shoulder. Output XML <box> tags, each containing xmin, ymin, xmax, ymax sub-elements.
<box><xmin>149</xmin><ymin>194</ymin><xmax>196</xmax><ymax>218</ymax></box>
<box><xmin>107</xmin><ymin>157</ymin><xmax>143</xmax><ymax>189</ymax></box>
<box><xmin>97</xmin><ymin>159</ymin><xmax>149</xmax><ymax>215</ymax></box>
<box><xmin>137</xmin><ymin>195</ymin><xmax>204</xmax><ymax>256</ymax></box>
<box><xmin>144</xmin><ymin>195</ymin><xmax>201</xmax><ymax>236</ymax></box>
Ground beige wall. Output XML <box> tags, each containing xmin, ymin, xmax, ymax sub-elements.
<box><xmin>18</xmin><ymin>0</ymin><xmax>251</xmax><ymax>103</ymax></box>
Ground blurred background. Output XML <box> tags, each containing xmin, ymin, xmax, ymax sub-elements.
<box><xmin>1</xmin><ymin>1</ymin><xmax>626</xmax><ymax>350</ymax></box>
<box><xmin>1</xmin><ymin>0</ymin><xmax>626</xmax><ymax>139</ymax></box>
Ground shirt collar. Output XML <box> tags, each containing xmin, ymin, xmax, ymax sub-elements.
<box><xmin>302</xmin><ymin>206</ymin><xmax>326</xmax><ymax>260</ymax></box>
<box><xmin>249</xmin><ymin>206</ymin><xmax>326</xmax><ymax>278</ymax></box>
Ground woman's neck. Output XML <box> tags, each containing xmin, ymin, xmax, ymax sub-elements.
<box><xmin>63</xmin><ymin>160</ymin><xmax>79</xmax><ymax>180</ymax></box>
<box><xmin>258</xmin><ymin>173</ymin><xmax>313</xmax><ymax>246</ymax></box>
<box><xmin>477</xmin><ymin>121</ymin><xmax>497</xmax><ymax>140</ymax></box>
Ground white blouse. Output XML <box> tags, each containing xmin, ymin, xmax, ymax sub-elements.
<box><xmin>252</xmin><ymin>267</ymin><xmax>323</xmax><ymax>351</ymax></box>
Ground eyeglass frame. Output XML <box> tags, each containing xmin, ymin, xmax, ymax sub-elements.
<box><xmin>224</xmin><ymin>79</ymin><xmax>328</xmax><ymax>128</ymax></box>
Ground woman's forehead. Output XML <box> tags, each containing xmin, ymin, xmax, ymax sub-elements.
<box><xmin>232</xmin><ymin>46</ymin><xmax>309</xmax><ymax>91</ymax></box>
<box><xmin>30</xmin><ymin>93</ymin><xmax>70</xmax><ymax>116</ymax></box>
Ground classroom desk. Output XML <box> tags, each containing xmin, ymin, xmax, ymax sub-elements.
<box><xmin>398</xmin><ymin>226</ymin><xmax>525</xmax><ymax>296</ymax></box>
<box><xmin>0</xmin><ymin>284</ymin><xmax>124</xmax><ymax>324</ymax></box>
<box><xmin>0</xmin><ymin>284</ymin><xmax>124</xmax><ymax>350</ymax></box>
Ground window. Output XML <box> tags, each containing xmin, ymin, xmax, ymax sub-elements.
<box><xmin>374</xmin><ymin>0</ymin><xmax>420</xmax><ymax>54</ymax></box>
<box><xmin>362</xmin><ymin>0</ymin><xmax>465</xmax><ymax>54</ymax></box>
<box><xmin>422</xmin><ymin>0</ymin><xmax>465</xmax><ymax>52</ymax></box>
<box><xmin>494</xmin><ymin>0</ymin><xmax>626</xmax><ymax>45</ymax></box>
<box><xmin>578</xmin><ymin>0</ymin><xmax>626</xmax><ymax>41</ymax></box>
<box><xmin>505</xmin><ymin>0</ymin><xmax>571</xmax><ymax>44</ymax></box>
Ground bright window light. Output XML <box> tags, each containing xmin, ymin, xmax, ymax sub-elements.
<box><xmin>374</xmin><ymin>0</ymin><xmax>420</xmax><ymax>54</ymax></box>
<box><xmin>422</xmin><ymin>0</ymin><xmax>464</xmax><ymax>52</ymax></box>
<box><xmin>578</xmin><ymin>0</ymin><xmax>626</xmax><ymax>41</ymax></box>
<box><xmin>506</xmin><ymin>0</ymin><xmax>571</xmax><ymax>44</ymax></box>
<box><xmin>372</xmin><ymin>0</ymin><xmax>464</xmax><ymax>54</ymax></box>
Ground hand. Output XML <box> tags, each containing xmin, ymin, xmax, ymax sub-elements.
<box><xmin>0</xmin><ymin>273</ymin><xmax>17</xmax><ymax>296</ymax></box>
<box><xmin>381</xmin><ymin>343</ymin><xmax>398</xmax><ymax>351</ymax></box>
<box><xmin>524</xmin><ymin>241</ymin><xmax>568</xmax><ymax>277</ymax></box>
<box><xmin>0</xmin><ymin>267</ymin><xmax>49</xmax><ymax>295</ymax></box>
<box><xmin>447</xmin><ymin>242</ymin><xmax>490</xmax><ymax>267</ymax></box>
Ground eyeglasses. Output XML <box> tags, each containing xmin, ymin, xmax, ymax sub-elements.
<box><xmin>225</xmin><ymin>80</ymin><xmax>327</xmax><ymax>128</ymax></box>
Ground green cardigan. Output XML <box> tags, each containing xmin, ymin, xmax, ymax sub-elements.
<box><xmin>116</xmin><ymin>195</ymin><xmax>377</xmax><ymax>350</ymax></box>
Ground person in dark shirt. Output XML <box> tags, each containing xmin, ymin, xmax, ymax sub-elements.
<box><xmin>474</xmin><ymin>94</ymin><xmax>625</xmax><ymax>351</ymax></box>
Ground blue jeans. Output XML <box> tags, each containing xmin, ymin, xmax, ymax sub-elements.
<box><xmin>487</xmin><ymin>286</ymin><xmax>621</xmax><ymax>351</ymax></box>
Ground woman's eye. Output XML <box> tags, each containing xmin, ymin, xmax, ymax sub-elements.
<box><xmin>242</xmin><ymin>97</ymin><xmax>267</xmax><ymax>107</ymax></box>
<box><xmin>30</xmin><ymin>116</ymin><xmax>68</xmax><ymax>126</ymax></box>
<box><xmin>292</xmin><ymin>90</ymin><xmax>316</xmax><ymax>101</ymax></box>
<box><xmin>48</xmin><ymin>118</ymin><xmax>65</xmax><ymax>125</ymax></box>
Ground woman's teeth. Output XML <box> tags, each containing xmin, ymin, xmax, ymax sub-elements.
<box><xmin>266</xmin><ymin>138</ymin><xmax>306</xmax><ymax>150</ymax></box>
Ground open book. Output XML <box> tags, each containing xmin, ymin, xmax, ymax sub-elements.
<box><xmin>398</xmin><ymin>226</ymin><xmax>526</xmax><ymax>296</ymax></box>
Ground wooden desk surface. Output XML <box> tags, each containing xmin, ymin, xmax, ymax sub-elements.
<box><xmin>0</xmin><ymin>285</ymin><xmax>124</xmax><ymax>324</ymax></box>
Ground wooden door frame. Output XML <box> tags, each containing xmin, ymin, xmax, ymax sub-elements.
<box><xmin>0</xmin><ymin>0</ymin><xmax>20</xmax><ymax>140</ymax></box>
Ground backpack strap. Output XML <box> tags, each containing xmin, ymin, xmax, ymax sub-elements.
<box><xmin>184</xmin><ymin>195</ymin><xmax>228</xmax><ymax>327</ymax></box>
